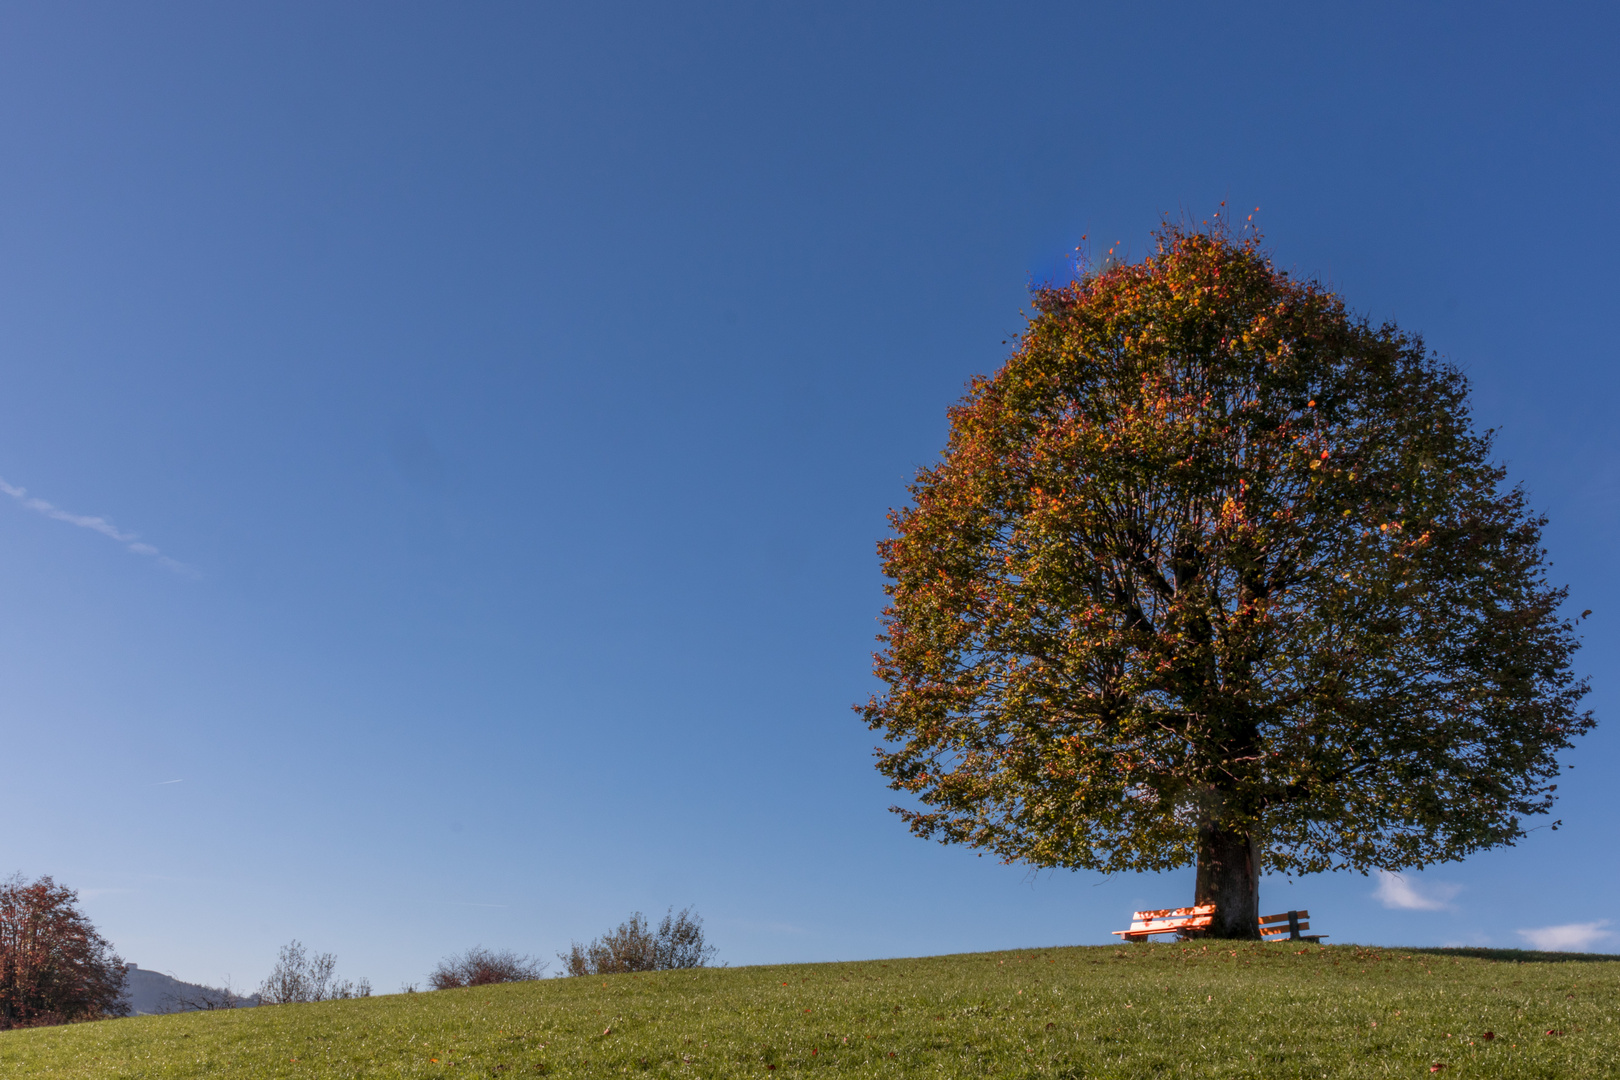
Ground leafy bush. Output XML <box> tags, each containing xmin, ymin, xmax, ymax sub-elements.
<box><xmin>429</xmin><ymin>946</ymin><xmax>548</xmax><ymax>989</ymax></box>
<box><xmin>256</xmin><ymin>941</ymin><xmax>369</xmax><ymax>1004</ymax></box>
<box><xmin>559</xmin><ymin>907</ymin><xmax>716</xmax><ymax>976</ymax></box>
<box><xmin>0</xmin><ymin>874</ymin><xmax>129</xmax><ymax>1028</ymax></box>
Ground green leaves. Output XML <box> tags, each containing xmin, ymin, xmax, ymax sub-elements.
<box><xmin>862</xmin><ymin>224</ymin><xmax>1592</xmax><ymax>884</ymax></box>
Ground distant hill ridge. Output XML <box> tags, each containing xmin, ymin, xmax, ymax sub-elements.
<box><xmin>120</xmin><ymin>964</ymin><xmax>260</xmax><ymax>1015</ymax></box>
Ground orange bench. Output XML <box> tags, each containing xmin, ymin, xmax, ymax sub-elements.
<box><xmin>1111</xmin><ymin>904</ymin><xmax>1216</xmax><ymax>941</ymax></box>
<box><xmin>1258</xmin><ymin>909</ymin><xmax>1325</xmax><ymax>943</ymax></box>
<box><xmin>1112</xmin><ymin>906</ymin><xmax>1327</xmax><ymax>942</ymax></box>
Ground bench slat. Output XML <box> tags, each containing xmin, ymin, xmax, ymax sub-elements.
<box><xmin>1132</xmin><ymin>904</ymin><xmax>1216</xmax><ymax>921</ymax></box>
<box><xmin>1111</xmin><ymin>912</ymin><xmax>1213</xmax><ymax>939</ymax></box>
<box><xmin>1257</xmin><ymin>910</ymin><xmax>1310</xmax><ymax>924</ymax></box>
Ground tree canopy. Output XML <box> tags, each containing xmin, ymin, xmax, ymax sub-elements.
<box><xmin>861</xmin><ymin>224</ymin><xmax>1592</xmax><ymax>936</ymax></box>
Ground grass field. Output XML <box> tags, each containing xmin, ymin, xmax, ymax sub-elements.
<box><xmin>3</xmin><ymin>943</ymin><xmax>1617</xmax><ymax>1078</ymax></box>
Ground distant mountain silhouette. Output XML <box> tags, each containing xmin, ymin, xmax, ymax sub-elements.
<box><xmin>120</xmin><ymin>964</ymin><xmax>259</xmax><ymax>1015</ymax></box>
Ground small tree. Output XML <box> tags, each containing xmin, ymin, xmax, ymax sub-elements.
<box><xmin>428</xmin><ymin>947</ymin><xmax>547</xmax><ymax>989</ymax></box>
<box><xmin>863</xmin><ymin>223</ymin><xmax>1593</xmax><ymax>937</ymax></box>
<box><xmin>0</xmin><ymin>874</ymin><xmax>129</xmax><ymax>1028</ymax></box>
<box><xmin>652</xmin><ymin>906</ymin><xmax>717</xmax><ymax>969</ymax></box>
<box><xmin>256</xmin><ymin>940</ymin><xmax>369</xmax><ymax>1004</ymax></box>
<box><xmin>558</xmin><ymin>907</ymin><xmax>717</xmax><ymax>976</ymax></box>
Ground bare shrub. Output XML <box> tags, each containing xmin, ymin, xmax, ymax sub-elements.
<box><xmin>559</xmin><ymin>913</ymin><xmax>656</xmax><ymax>976</ymax></box>
<box><xmin>162</xmin><ymin>976</ymin><xmax>253</xmax><ymax>1011</ymax></box>
<box><xmin>654</xmin><ymin>907</ymin><xmax>717</xmax><ymax>969</ymax></box>
<box><xmin>428</xmin><ymin>946</ymin><xmax>547</xmax><ymax>989</ymax></box>
<box><xmin>256</xmin><ymin>941</ymin><xmax>370</xmax><ymax>1004</ymax></box>
<box><xmin>559</xmin><ymin>907</ymin><xmax>717</xmax><ymax>976</ymax></box>
<box><xmin>0</xmin><ymin>874</ymin><xmax>129</xmax><ymax>1028</ymax></box>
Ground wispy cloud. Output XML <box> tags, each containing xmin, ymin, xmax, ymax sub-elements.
<box><xmin>0</xmin><ymin>476</ymin><xmax>192</xmax><ymax>575</ymax></box>
<box><xmin>1518</xmin><ymin>920</ymin><xmax>1613</xmax><ymax>952</ymax></box>
<box><xmin>1373</xmin><ymin>870</ymin><xmax>1462</xmax><ymax>911</ymax></box>
<box><xmin>156</xmin><ymin>779</ymin><xmax>184</xmax><ymax>785</ymax></box>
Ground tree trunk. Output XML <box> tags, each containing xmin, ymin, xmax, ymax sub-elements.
<box><xmin>1194</xmin><ymin>822</ymin><xmax>1261</xmax><ymax>939</ymax></box>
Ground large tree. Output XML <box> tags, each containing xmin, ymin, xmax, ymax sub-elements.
<box><xmin>862</xmin><ymin>225</ymin><xmax>1592</xmax><ymax>938</ymax></box>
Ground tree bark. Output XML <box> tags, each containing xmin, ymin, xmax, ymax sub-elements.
<box><xmin>1194</xmin><ymin>822</ymin><xmax>1261</xmax><ymax>939</ymax></box>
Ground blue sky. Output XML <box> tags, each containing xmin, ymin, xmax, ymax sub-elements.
<box><xmin>1</xmin><ymin>1</ymin><xmax>1616</xmax><ymax>992</ymax></box>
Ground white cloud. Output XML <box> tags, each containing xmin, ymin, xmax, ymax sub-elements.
<box><xmin>1517</xmin><ymin>920</ymin><xmax>1613</xmax><ymax>952</ymax></box>
<box><xmin>0</xmin><ymin>476</ymin><xmax>192</xmax><ymax>575</ymax></box>
<box><xmin>1373</xmin><ymin>870</ymin><xmax>1462</xmax><ymax>911</ymax></box>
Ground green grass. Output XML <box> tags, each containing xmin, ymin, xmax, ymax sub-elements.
<box><xmin>4</xmin><ymin>943</ymin><xmax>1618</xmax><ymax>1078</ymax></box>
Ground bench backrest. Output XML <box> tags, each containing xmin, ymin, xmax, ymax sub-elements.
<box><xmin>1122</xmin><ymin>904</ymin><xmax>1216</xmax><ymax>934</ymax></box>
<box><xmin>1257</xmin><ymin>910</ymin><xmax>1313</xmax><ymax>938</ymax></box>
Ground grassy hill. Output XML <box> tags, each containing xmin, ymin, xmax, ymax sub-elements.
<box><xmin>3</xmin><ymin>943</ymin><xmax>1616</xmax><ymax>1078</ymax></box>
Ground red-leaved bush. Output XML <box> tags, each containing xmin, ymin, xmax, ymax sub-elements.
<box><xmin>0</xmin><ymin>874</ymin><xmax>129</xmax><ymax>1028</ymax></box>
<box><xmin>428</xmin><ymin>946</ymin><xmax>547</xmax><ymax>989</ymax></box>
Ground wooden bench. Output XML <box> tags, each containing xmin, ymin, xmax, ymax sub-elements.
<box><xmin>1112</xmin><ymin>906</ymin><xmax>1327</xmax><ymax>943</ymax></box>
<box><xmin>1257</xmin><ymin>909</ymin><xmax>1325</xmax><ymax>943</ymax></box>
<box><xmin>1111</xmin><ymin>904</ymin><xmax>1216</xmax><ymax>941</ymax></box>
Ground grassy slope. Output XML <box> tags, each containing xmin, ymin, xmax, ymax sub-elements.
<box><xmin>3</xmin><ymin>944</ymin><xmax>1617</xmax><ymax>1078</ymax></box>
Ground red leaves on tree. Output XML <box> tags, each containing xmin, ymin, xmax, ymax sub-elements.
<box><xmin>0</xmin><ymin>874</ymin><xmax>128</xmax><ymax>1028</ymax></box>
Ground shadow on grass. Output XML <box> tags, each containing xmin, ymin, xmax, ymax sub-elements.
<box><xmin>1398</xmin><ymin>946</ymin><xmax>1620</xmax><ymax>964</ymax></box>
